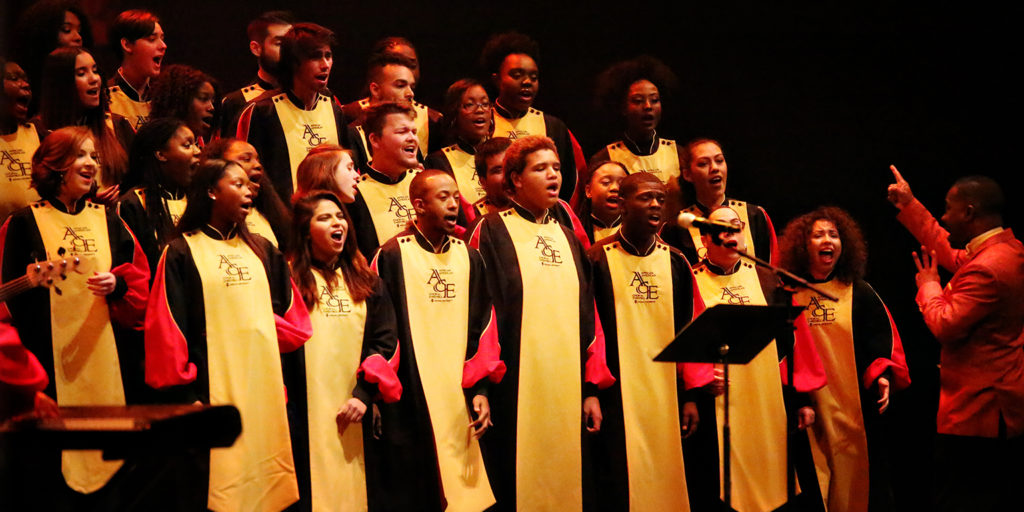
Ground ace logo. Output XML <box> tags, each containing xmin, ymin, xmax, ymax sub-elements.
<box><xmin>806</xmin><ymin>296</ymin><xmax>836</xmax><ymax>325</ymax></box>
<box><xmin>426</xmin><ymin>268</ymin><xmax>456</xmax><ymax>302</ymax></box>
<box><xmin>534</xmin><ymin>236</ymin><xmax>563</xmax><ymax>266</ymax></box>
<box><xmin>218</xmin><ymin>254</ymin><xmax>252</xmax><ymax>286</ymax></box>
<box><xmin>1</xmin><ymin>150</ymin><xmax>30</xmax><ymax>180</ymax></box>
<box><xmin>629</xmin><ymin>271</ymin><xmax>659</xmax><ymax>303</ymax></box>
<box><xmin>302</xmin><ymin>124</ymin><xmax>326</xmax><ymax>146</ymax></box>
<box><xmin>318</xmin><ymin>285</ymin><xmax>352</xmax><ymax>316</ymax></box>
<box><xmin>62</xmin><ymin>227</ymin><xmax>97</xmax><ymax>254</ymax></box>
<box><xmin>388</xmin><ymin>196</ymin><xmax>414</xmax><ymax>227</ymax></box>
<box><xmin>719</xmin><ymin>285</ymin><xmax>750</xmax><ymax>305</ymax></box>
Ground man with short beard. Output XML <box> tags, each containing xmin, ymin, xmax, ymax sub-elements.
<box><xmin>370</xmin><ymin>169</ymin><xmax>503</xmax><ymax>512</ymax></box>
<box><xmin>237</xmin><ymin>23</ymin><xmax>349</xmax><ymax>203</ymax></box>
<box><xmin>218</xmin><ymin>11</ymin><xmax>295</xmax><ymax>137</ymax></box>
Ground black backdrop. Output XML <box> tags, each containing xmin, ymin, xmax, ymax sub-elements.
<box><xmin>5</xmin><ymin>1</ymin><xmax>1022</xmax><ymax>508</ymax></box>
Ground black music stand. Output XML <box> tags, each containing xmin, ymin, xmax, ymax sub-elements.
<box><xmin>656</xmin><ymin>303</ymin><xmax>804</xmax><ymax>511</ymax></box>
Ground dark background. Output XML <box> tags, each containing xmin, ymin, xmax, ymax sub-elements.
<box><xmin>4</xmin><ymin>1</ymin><xmax>1021</xmax><ymax>508</ymax></box>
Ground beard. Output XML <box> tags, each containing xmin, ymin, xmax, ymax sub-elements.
<box><xmin>258</xmin><ymin>54</ymin><xmax>280</xmax><ymax>80</ymax></box>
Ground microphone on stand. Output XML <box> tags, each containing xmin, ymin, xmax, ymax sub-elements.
<box><xmin>677</xmin><ymin>211</ymin><xmax>742</xmax><ymax>234</ymax></box>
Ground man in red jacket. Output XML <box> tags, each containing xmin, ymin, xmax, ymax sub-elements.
<box><xmin>888</xmin><ymin>167</ymin><xmax>1024</xmax><ymax>512</ymax></box>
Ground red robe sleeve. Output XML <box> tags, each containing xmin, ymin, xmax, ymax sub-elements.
<box><xmin>862</xmin><ymin>301</ymin><xmax>911</xmax><ymax>391</ymax></box>
<box><xmin>108</xmin><ymin>218</ymin><xmax>150</xmax><ymax>329</ymax></box>
<box><xmin>463</xmin><ymin>307</ymin><xmax>506</xmax><ymax>388</ymax></box>
<box><xmin>780</xmin><ymin>303</ymin><xmax>828</xmax><ymax>392</ymax></box>
<box><xmin>144</xmin><ymin>250</ymin><xmax>197</xmax><ymax>388</ymax></box>
<box><xmin>0</xmin><ymin>303</ymin><xmax>48</xmax><ymax>393</ymax></box>
<box><xmin>557</xmin><ymin>199</ymin><xmax>591</xmax><ymax>250</ymax></box>
<box><xmin>275</xmin><ymin>279</ymin><xmax>313</xmax><ymax>352</ymax></box>
<box><xmin>585</xmin><ymin>300</ymin><xmax>616</xmax><ymax>390</ymax></box>
<box><xmin>680</xmin><ymin>273</ymin><xmax>715</xmax><ymax>389</ymax></box>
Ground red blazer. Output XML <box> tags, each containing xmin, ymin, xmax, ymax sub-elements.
<box><xmin>899</xmin><ymin>198</ymin><xmax>1024</xmax><ymax>438</ymax></box>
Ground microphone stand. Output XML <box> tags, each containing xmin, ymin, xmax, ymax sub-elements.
<box><xmin>707</xmin><ymin>232</ymin><xmax>837</xmax><ymax>507</ymax></box>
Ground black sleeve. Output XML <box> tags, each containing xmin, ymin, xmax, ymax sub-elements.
<box><xmin>348</xmin><ymin>193</ymin><xmax>380</xmax><ymax>260</ymax></box>
<box><xmin>464</xmin><ymin>247</ymin><xmax>495</xmax><ymax>398</ymax></box>
<box><xmin>258</xmin><ymin>236</ymin><xmax>294</xmax><ymax>317</ymax></box>
<box><xmin>423</xmin><ymin>149</ymin><xmax>453</xmax><ymax>173</ymax></box>
<box><xmin>116</xmin><ymin>191</ymin><xmax>160</xmax><ymax>274</ymax></box>
<box><xmin>219</xmin><ymin>91</ymin><xmax>247</xmax><ymax>138</ymax></box>
<box><xmin>748</xmin><ymin>204</ymin><xmax>775</xmax><ymax>263</ymax></box>
<box><xmin>544</xmin><ymin>115</ymin><xmax>578</xmax><ymax>203</ymax></box>
<box><xmin>851</xmin><ymin>280</ymin><xmax>897</xmax><ymax>387</ymax></box>
<box><xmin>353</xmin><ymin>278</ymin><xmax>400</xmax><ymax>404</ymax></box>
<box><xmin>159</xmin><ymin>240</ymin><xmax>207</xmax><ymax>404</ymax></box>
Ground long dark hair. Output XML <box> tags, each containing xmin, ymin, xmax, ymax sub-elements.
<box><xmin>202</xmin><ymin>138</ymin><xmax>292</xmax><ymax>248</ymax></box>
<box><xmin>778</xmin><ymin>206</ymin><xmax>868</xmax><ymax>284</ymax></box>
<box><xmin>127</xmin><ymin>117</ymin><xmax>188</xmax><ymax>249</ymax></box>
<box><xmin>289</xmin><ymin>191</ymin><xmax>376</xmax><ymax>309</ymax></box>
<box><xmin>13</xmin><ymin>0</ymin><xmax>94</xmax><ymax>109</ymax></box>
<box><xmin>177</xmin><ymin>159</ymin><xmax>265</xmax><ymax>261</ymax></box>
<box><xmin>150</xmin><ymin>64</ymin><xmax>219</xmax><ymax>137</ymax></box>
<box><xmin>38</xmin><ymin>47</ymin><xmax>128</xmax><ymax>186</ymax></box>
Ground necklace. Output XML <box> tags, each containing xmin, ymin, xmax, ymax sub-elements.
<box><xmin>622</xmin><ymin>130</ymin><xmax>657</xmax><ymax>155</ymax></box>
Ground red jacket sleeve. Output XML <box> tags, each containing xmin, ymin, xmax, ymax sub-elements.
<box><xmin>897</xmin><ymin>198</ymin><xmax>966</xmax><ymax>272</ymax></box>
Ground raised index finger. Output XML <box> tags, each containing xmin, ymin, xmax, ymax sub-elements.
<box><xmin>890</xmin><ymin>164</ymin><xmax>905</xmax><ymax>183</ymax></box>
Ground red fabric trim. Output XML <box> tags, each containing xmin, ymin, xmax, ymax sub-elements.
<box><xmin>861</xmin><ymin>302</ymin><xmax>911</xmax><ymax>391</ymax></box>
<box><xmin>0</xmin><ymin>304</ymin><xmax>48</xmax><ymax>391</ymax></box>
<box><xmin>108</xmin><ymin>218</ymin><xmax>150</xmax><ymax>329</ymax></box>
<box><xmin>780</xmin><ymin>303</ymin><xmax>828</xmax><ymax>392</ymax></box>
<box><xmin>759</xmin><ymin>205</ymin><xmax>780</xmax><ymax>264</ymax></box>
<box><xmin>557</xmin><ymin>199</ymin><xmax>591</xmax><ymax>250</ymax></box>
<box><xmin>463</xmin><ymin>307</ymin><xmax>506</xmax><ymax>388</ymax></box>
<box><xmin>144</xmin><ymin>251</ymin><xmax>197</xmax><ymax>388</ymax></box>
<box><xmin>679</xmin><ymin>272</ymin><xmax>715</xmax><ymax>389</ymax></box>
<box><xmin>467</xmin><ymin>221</ymin><xmax>484</xmax><ymax>249</ymax></box>
<box><xmin>359</xmin><ymin>353</ymin><xmax>402</xmax><ymax>403</ymax></box>
<box><xmin>460</xmin><ymin>194</ymin><xmax>477</xmax><ymax>225</ymax></box>
<box><xmin>275</xmin><ymin>278</ymin><xmax>313</xmax><ymax>353</ymax></box>
<box><xmin>567</xmin><ymin>129</ymin><xmax>587</xmax><ymax>209</ymax></box>
<box><xmin>585</xmin><ymin>300</ymin><xmax>615</xmax><ymax>389</ymax></box>
<box><xmin>235</xmin><ymin>103</ymin><xmax>255</xmax><ymax>140</ymax></box>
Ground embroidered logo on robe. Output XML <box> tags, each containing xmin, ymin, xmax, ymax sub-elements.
<box><xmin>317</xmin><ymin>285</ymin><xmax>352</xmax><ymax>316</ymax></box>
<box><xmin>806</xmin><ymin>295</ymin><xmax>836</xmax><ymax>325</ymax></box>
<box><xmin>62</xmin><ymin>226</ymin><xmax>98</xmax><ymax>254</ymax></box>
<box><xmin>302</xmin><ymin>124</ymin><xmax>327</xmax><ymax>146</ymax></box>
<box><xmin>387</xmin><ymin>196</ymin><xmax>414</xmax><ymax>227</ymax></box>
<box><xmin>504</xmin><ymin>129</ymin><xmax>529</xmax><ymax>139</ymax></box>
<box><xmin>534</xmin><ymin>235</ymin><xmax>563</xmax><ymax>266</ymax></box>
<box><xmin>133</xmin><ymin>116</ymin><xmax>148</xmax><ymax>130</ymax></box>
<box><xmin>629</xmin><ymin>271</ymin><xmax>660</xmax><ymax>303</ymax></box>
<box><xmin>217</xmin><ymin>254</ymin><xmax>252</xmax><ymax>286</ymax></box>
<box><xmin>2</xmin><ymin>149</ymin><xmax>31</xmax><ymax>181</ymax></box>
<box><xmin>426</xmin><ymin>268</ymin><xmax>456</xmax><ymax>302</ymax></box>
<box><xmin>719</xmin><ymin>285</ymin><xmax>750</xmax><ymax>305</ymax></box>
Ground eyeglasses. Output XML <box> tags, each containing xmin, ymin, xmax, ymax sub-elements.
<box><xmin>460</xmin><ymin>101</ymin><xmax>492</xmax><ymax>112</ymax></box>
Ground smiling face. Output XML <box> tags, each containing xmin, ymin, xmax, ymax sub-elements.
<box><xmin>295</xmin><ymin>44</ymin><xmax>332</xmax><ymax>93</ymax></box>
<box><xmin>58</xmin><ymin>11</ymin><xmax>84</xmax><ymax>47</ymax></box>
<box><xmin>586</xmin><ymin>163</ymin><xmax>627</xmax><ymax>221</ymax></box>
<box><xmin>158</xmin><ymin>125</ymin><xmax>200</xmax><ymax>188</ymax></box>
<box><xmin>221</xmin><ymin>140</ymin><xmax>263</xmax><ymax>196</ymax></box>
<box><xmin>210</xmin><ymin>163</ymin><xmax>254</xmax><ymax>226</ymax></box>
<box><xmin>74</xmin><ymin>51</ymin><xmax>101</xmax><ymax>109</ymax></box>
<box><xmin>187</xmin><ymin>81</ymin><xmax>215</xmax><ymax>138</ymax></box>
<box><xmin>494</xmin><ymin>53</ymin><xmax>538</xmax><ymax>113</ymax></box>
<box><xmin>3</xmin><ymin>62</ymin><xmax>32</xmax><ymax>122</ymax></box>
<box><xmin>621</xmin><ymin>179</ymin><xmax>667</xmax><ymax>238</ymax></box>
<box><xmin>59</xmin><ymin>136</ymin><xmax>99</xmax><ymax>202</ymax></box>
<box><xmin>455</xmin><ymin>85</ymin><xmax>491</xmax><ymax>144</ymax></box>
<box><xmin>806</xmin><ymin>219</ymin><xmax>842</xmax><ymax>280</ymax></box>
<box><xmin>703</xmin><ymin>207</ymin><xmax>745</xmax><ymax>269</ymax></box>
<box><xmin>371</xmin><ymin>64</ymin><xmax>415</xmax><ymax>103</ymax></box>
<box><xmin>332</xmin><ymin>151</ymin><xmax>359</xmax><ymax>203</ymax></box>
<box><xmin>512</xmin><ymin>148</ymin><xmax>561</xmax><ymax>215</ymax></box>
<box><xmin>309</xmin><ymin>198</ymin><xmax>348</xmax><ymax>264</ymax></box>
<box><xmin>624</xmin><ymin>79</ymin><xmax>661</xmax><ymax>137</ymax></box>
<box><xmin>414</xmin><ymin>173</ymin><xmax>460</xmax><ymax>237</ymax></box>
<box><xmin>683</xmin><ymin>141</ymin><xmax>728</xmax><ymax>206</ymax></box>
<box><xmin>369</xmin><ymin>112</ymin><xmax>419</xmax><ymax>171</ymax></box>
<box><xmin>123</xmin><ymin>22</ymin><xmax>166</xmax><ymax>79</ymax></box>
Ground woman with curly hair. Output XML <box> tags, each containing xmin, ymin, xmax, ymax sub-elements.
<box><xmin>779</xmin><ymin>206</ymin><xmax>911</xmax><ymax>512</ymax></box>
<box><xmin>590</xmin><ymin>55</ymin><xmax>684</xmax><ymax>188</ymax></box>
<box><xmin>150</xmin><ymin>64</ymin><xmax>217</xmax><ymax>145</ymax></box>
<box><xmin>202</xmin><ymin>137</ymin><xmax>291</xmax><ymax>248</ymax></box>
<box><xmin>33</xmin><ymin>46</ymin><xmax>132</xmax><ymax>197</ymax></box>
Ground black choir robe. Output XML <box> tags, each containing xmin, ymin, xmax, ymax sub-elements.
<box><xmin>468</xmin><ymin>202</ymin><xmax>615</xmax><ymax>512</ymax></box>
<box><xmin>218</xmin><ymin>76</ymin><xmax>273</xmax><ymax>138</ymax></box>
<box><xmin>370</xmin><ymin>227</ymin><xmax>504</xmax><ymax>511</ymax></box>
<box><xmin>588</xmin><ymin>232</ymin><xmax>711</xmax><ymax>511</ymax></box>
<box><xmin>116</xmin><ymin>186</ymin><xmax>187</xmax><ymax>277</ymax></box>
<box><xmin>491</xmin><ymin>103</ymin><xmax>586</xmax><ymax>204</ymax></box>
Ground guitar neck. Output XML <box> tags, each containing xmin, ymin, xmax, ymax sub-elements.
<box><xmin>0</xmin><ymin>275</ymin><xmax>34</xmax><ymax>303</ymax></box>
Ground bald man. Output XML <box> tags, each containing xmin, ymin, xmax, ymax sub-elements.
<box><xmin>370</xmin><ymin>170</ymin><xmax>503</xmax><ymax>511</ymax></box>
<box><xmin>889</xmin><ymin>168</ymin><xmax>1024</xmax><ymax>512</ymax></box>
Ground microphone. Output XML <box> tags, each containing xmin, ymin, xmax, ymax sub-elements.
<box><xmin>677</xmin><ymin>212</ymin><xmax>742</xmax><ymax>234</ymax></box>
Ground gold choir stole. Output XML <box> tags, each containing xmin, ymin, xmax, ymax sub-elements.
<box><xmin>305</xmin><ymin>268</ymin><xmax>370</xmax><ymax>511</ymax></box>
<box><xmin>245</xmin><ymin>209</ymin><xmax>277</xmax><ymax>247</ymax></box>
<box><xmin>593</xmin><ymin>223</ymin><xmax>619</xmax><ymax>243</ymax></box>
<box><xmin>473</xmin><ymin>198</ymin><xmax>498</xmax><ymax>218</ymax></box>
<box><xmin>684</xmin><ymin>200</ymin><xmax>756</xmax><ymax>262</ymax></box>
<box><xmin>499</xmin><ymin>209</ymin><xmax>583</xmax><ymax>511</ymax></box>
<box><xmin>397</xmin><ymin>235</ymin><xmax>495</xmax><ymax>511</ymax></box>
<box><xmin>30</xmin><ymin>200</ymin><xmax>125</xmax><ymax>494</ymax></box>
<box><xmin>183</xmin><ymin>231</ymin><xmax>298</xmax><ymax>511</ymax></box>
<box><xmin>441</xmin><ymin>144</ymin><xmax>486</xmax><ymax>206</ymax></box>
<box><xmin>603</xmin><ymin>240</ymin><xmax>690</xmax><ymax>511</ymax></box>
<box><xmin>605</xmin><ymin>139</ymin><xmax>681</xmax><ymax>184</ymax></box>
<box><xmin>794</xmin><ymin>280</ymin><xmax>870</xmax><ymax>512</ymax></box>
<box><xmin>107</xmin><ymin>86</ymin><xmax>150</xmax><ymax>130</ymax></box>
<box><xmin>240</xmin><ymin>83</ymin><xmax>266</xmax><ymax>102</ymax></box>
<box><xmin>132</xmin><ymin>188</ymin><xmax>187</xmax><ymax>227</ymax></box>
<box><xmin>493</xmin><ymin>108</ymin><xmax>546</xmax><ymax>140</ymax></box>
<box><xmin>357</xmin><ymin>170</ymin><xmax>419</xmax><ymax>247</ymax></box>
<box><xmin>272</xmin><ymin>92</ymin><xmax>340</xmax><ymax>192</ymax></box>
<box><xmin>0</xmin><ymin>123</ymin><xmax>41</xmax><ymax>219</ymax></box>
<box><xmin>694</xmin><ymin>261</ymin><xmax>790</xmax><ymax>512</ymax></box>
<box><xmin>356</xmin><ymin>97</ymin><xmax>430</xmax><ymax>156</ymax></box>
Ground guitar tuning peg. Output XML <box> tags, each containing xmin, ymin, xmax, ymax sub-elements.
<box><xmin>47</xmin><ymin>262</ymin><xmax>54</xmax><ymax>270</ymax></box>
<box><xmin>54</xmin><ymin>286</ymin><xmax>62</xmax><ymax>296</ymax></box>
